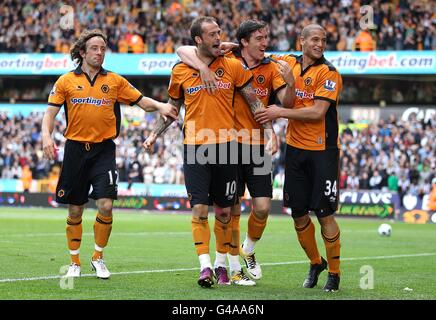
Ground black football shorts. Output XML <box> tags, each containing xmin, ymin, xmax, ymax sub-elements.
<box><xmin>237</xmin><ymin>143</ymin><xmax>272</xmax><ymax>198</ymax></box>
<box><xmin>183</xmin><ymin>142</ymin><xmax>239</xmax><ymax>208</ymax></box>
<box><xmin>283</xmin><ymin>145</ymin><xmax>339</xmax><ymax>217</ymax></box>
<box><xmin>56</xmin><ymin>139</ymin><xmax>118</xmax><ymax>205</ymax></box>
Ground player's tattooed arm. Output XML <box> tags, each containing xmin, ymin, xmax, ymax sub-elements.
<box><xmin>238</xmin><ymin>82</ymin><xmax>273</xmax><ymax>130</ymax></box>
<box><xmin>143</xmin><ymin>97</ymin><xmax>183</xmax><ymax>151</ymax></box>
<box><xmin>238</xmin><ymin>83</ymin><xmax>278</xmax><ymax>154</ymax></box>
<box><xmin>155</xmin><ymin>98</ymin><xmax>183</xmax><ymax>135</ymax></box>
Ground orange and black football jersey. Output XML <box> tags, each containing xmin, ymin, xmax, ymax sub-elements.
<box><xmin>273</xmin><ymin>54</ymin><xmax>342</xmax><ymax>150</ymax></box>
<box><xmin>168</xmin><ymin>56</ymin><xmax>252</xmax><ymax>145</ymax></box>
<box><xmin>48</xmin><ymin>66</ymin><xmax>142</xmax><ymax>143</ymax></box>
<box><xmin>228</xmin><ymin>50</ymin><xmax>286</xmax><ymax>144</ymax></box>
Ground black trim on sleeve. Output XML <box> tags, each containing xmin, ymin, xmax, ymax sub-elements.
<box><xmin>314</xmin><ymin>96</ymin><xmax>336</xmax><ymax>105</ymax></box>
<box><xmin>129</xmin><ymin>94</ymin><xmax>143</xmax><ymax>106</ymax></box>
<box><xmin>114</xmin><ymin>101</ymin><xmax>121</xmax><ymax>138</ymax></box>
<box><xmin>273</xmin><ymin>83</ymin><xmax>287</xmax><ymax>96</ymax></box>
<box><xmin>236</xmin><ymin>76</ymin><xmax>253</xmax><ymax>90</ymax></box>
<box><xmin>63</xmin><ymin>101</ymin><xmax>68</xmax><ymax>133</ymax></box>
<box><xmin>171</xmin><ymin>61</ymin><xmax>184</xmax><ymax>70</ymax></box>
<box><xmin>48</xmin><ymin>102</ymin><xmax>63</xmax><ymax>107</ymax></box>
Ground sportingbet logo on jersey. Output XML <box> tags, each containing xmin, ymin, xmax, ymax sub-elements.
<box><xmin>324</xmin><ymin>80</ymin><xmax>337</xmax><ymax>92</ymax></box>
<box><xmin>70</xmin><ymin>97</ymin><xmax>112</xmax><ymax>106</ymax></box>
<box><xmin>186</xmin><ymin>81</ymin><xmax>231</xmax><ymax>95</ymax></box>
<box><xmin>295</xmin><ymin>88</ymin><xmax>314</xmax><ymax>99</ymax></box>
<box><xmin>255</xmin><ymin>88</ymin><xmax>268</xmax><ymax>97</ymax></box>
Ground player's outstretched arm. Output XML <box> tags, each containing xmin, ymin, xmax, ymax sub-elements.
<box><xmin>143</xmin><ymin>97</ymin><xmax>183</xmax><ymax>151</ymax></box>
<box><xmin>136</xmin><ymin>96</ymin><xmax>179</xmax><ymax>121</ymax></box>
<box><xmin>254</xmin><ymin>100</ymin><xmax>330</xmax><ymax>124</ymax></box>
<box><xmin>176</xmin><ymin>46</ymin><xmax>219</xmax><ymax>95</ymax></box>
<box><xmin>238</xmin><ymin>82</ymin><xmax>278</xmax><ymax>155</ymax></box>
<box><xmin>41</xmin><ymin>106</ymin><xmax>61</xmax><ymax>160</ymax></box>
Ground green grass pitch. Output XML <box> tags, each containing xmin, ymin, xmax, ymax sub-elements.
<box><xmin>0</xmin><ymin>207</ymin><xmax>435</xmax><ymax>300</ymax></box>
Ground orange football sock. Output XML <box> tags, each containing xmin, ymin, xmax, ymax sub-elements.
<box><xmin>229</xmin><ymin>214</ymin><xmax>240</xmax><ymax>255</ymax></box>
<box><xmin>247</xmin><ymin>210</ymin><xmax>268</xmax><ymax>241</ymax></box>
<box><xmin>214</xmin><ymin>216</ymin><xmax>232</xmax><ymax>254</ymax></box>
<box><xmin>191</xmin><ymin>216</ymin><xmax>210</xmax><ymax>255</ymax></box>
<box><xmin>322</xmin><ymin>230</ymin><xmax>341</xmax><ymax>275</ymax></box>
<box><xmin>93</xmin><ymin>213</ymin><xmax>112</xmax><ymax>260</ymax></box>
<box><xmin>66</xmin><ymin>216</ymin><xmax>82</xmax><ymax>265</ymax></box>
<box><xmin>295</xmin><ymin>219</ymin><xmax>322</xmax><ymax>265</ymax></box>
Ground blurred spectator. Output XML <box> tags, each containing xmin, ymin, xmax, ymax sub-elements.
<box><xmin>21</xmin><ymin>164</ymin><xmax>32</xmax><ymax>192</ymax></box>
<box><xmin>354</xmin><ymin>30</ymin><xmax>375</xmax><ymax>51</ymax></box>
<box><xmin>346</xmin><ymin>171</ymin><xmax>360</xmax><ymax>190</ymax></box>
<box><xmin>369</xmin><ymin>170</ymin><xmax>382</xmax><ymax>189</ymax></box>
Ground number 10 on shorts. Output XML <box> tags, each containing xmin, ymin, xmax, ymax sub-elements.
<box><xmin>225</xmin><ymin>181</ymin><xmax>236</xmax><ymax>197</ymax></box>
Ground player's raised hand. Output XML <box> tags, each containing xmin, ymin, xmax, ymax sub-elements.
<box><xmin>219</xmin><ymin>41</ymin><xmax>239</xmax><ymax>54</ymax></box>
<box><xmin>42</xmin><ymin>135</ymin><xmax>58</xmax><ymax>160</ymax></box>
<box><xmin>199</xmin><ymin>66</ymin><xmax>219</xmax><ymax>95</ymax></box>
<box><xmin>277</xmin><ymin>60</ymin><xmax>294</xmax><ymax>86</ymax></box>
<box><xmin>143</xmin><ymin>132</ymin><xmax>158</xmax><ymax>152</ymax></box>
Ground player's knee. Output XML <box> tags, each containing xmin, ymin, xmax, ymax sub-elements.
<box><xmin>192</xmin><ymin>204</ymin><xmax>209</xmax><ymax>219</ymax></box>
<box><xmin>230</xmin><ymin>203</ymin><xmax>241</xmax><ymax>216</ymax></box>
<box><xmin>68</xmin><ymin>205</ymin><xmax>84</xmax><ymax>219</ymax></box>
<box><xmin>97</xmin><ymin>199</ymin><xmax>113</xmax><ymax>216</ymax></box>
<box><xmin>252</xmin><ymin>198</ymin><xmax>271</xmax><ymax>220</ymax></box>
<box><xmin>318</xmin><ymin>215</ymin><xmax>339</xmax><ymax>236</ymax></box>
<box><xmin>253</xmin><ymin>206</ymin><xmax>269</xmax><ymax>220</ymax></box>
<box><xmin>214</xmin><ymin>206</ymin><xmax>231</xmax><ymax>222</ymax></box>
<box><xmin>291</xmin><ymin>209</ymin><xmax>310</xmax><ymax>227</ymax></box>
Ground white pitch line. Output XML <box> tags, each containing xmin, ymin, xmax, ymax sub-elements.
<box><xmin>0</xmin><ymin>252</ymin><xmax>435</xmax><ymax>284</ymax></box>
<box><xmin>0</xmin><ymin>232</ymin><xmax>190</xmax><ymax>238</ymax></box>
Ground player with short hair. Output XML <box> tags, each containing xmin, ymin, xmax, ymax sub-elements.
<box><xmin>255</xmin><ymin>24</ymin><xmax>343</xmax><ymax>292</ymax></box>
<box><xmin>42</xmin><ymin>29</ymin><xmax>178</xmax><ymax>279</ymax></box>
<box><xmin>176</xmin><ymin>19</ymin><xmax>295</xmax><ymax>284</ymax></box>
<box><xmin>144</xmin><ymin>16</ymin><xmax>278</xmax><ymax>288</ymax></box>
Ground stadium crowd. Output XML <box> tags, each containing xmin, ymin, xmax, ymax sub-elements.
<box><xmin>1</xmin><ymin>109</ymin><xmax>435</xmax><ymax>198</ymax></box>
<box><xmin>1</xmin><ymin>79</ymin><xmax>434</xmax><ymax>106</ymax></box>
<box><xmin>0</xmin><ymin>0</ymin><xmax>435</xmax><ymax>53</ymax></box>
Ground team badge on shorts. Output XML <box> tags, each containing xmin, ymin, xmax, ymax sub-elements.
<box><xmin>187</xmin><ymin>193</ymin><xmax>193</xmax><ymax>201</ymax></box>
<box><xmin>101</xmin><ymin>84</ymin><xmax>109</xmax><ymax>93</ymax></box>
<box><xmin>256</xmin><ymin>75</ymin><xmax>265</xmax><ymax>84</ymax></box>
<box><xmin>304</xmin><ymin>77</ymin><xmax>312</xmax><ymax>86</ymax></box>
<box><xmin>215</xmin><ymin>68</ymin><xmax>224</xmax><ymax>77</ymax></box>
<box><xmin>58</xmin><ymin>189</ymin><xmax>65</xmax><ymax>198</ymax></box>
<box><xmin>284</xmin><ymin>192</ymin><xmax>289</xmax><ymax>201</ymax></box>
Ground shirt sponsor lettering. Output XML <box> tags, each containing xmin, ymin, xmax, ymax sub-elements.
<box><xmin>254</xmin><ymin>88</ymin><xmax>268</xmax><ymax>97</ymax></box>
<box><xmin>295</xmin><ymin>88</ymin><xmax>314</xmax><ymax>99</ymax></box>
<box><xmin>186</xmin><ymin>81</ymin><xmax>231</xmax><ymax>95</ymax></box>
<box><xmin>70</xmin><ymin>97</ymin><xmax>112</xmax><ymax>106</ymax></box>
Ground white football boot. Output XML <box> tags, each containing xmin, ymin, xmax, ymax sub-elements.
<box><xmin>91</xmin><ymin>259</ymin><xmax>111</xmax><ymax>279</ymax></box>
<box><xmin>65</xmin><ymin>263</ymin><xmax>81</xmax><ymax>278</ymax></box>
